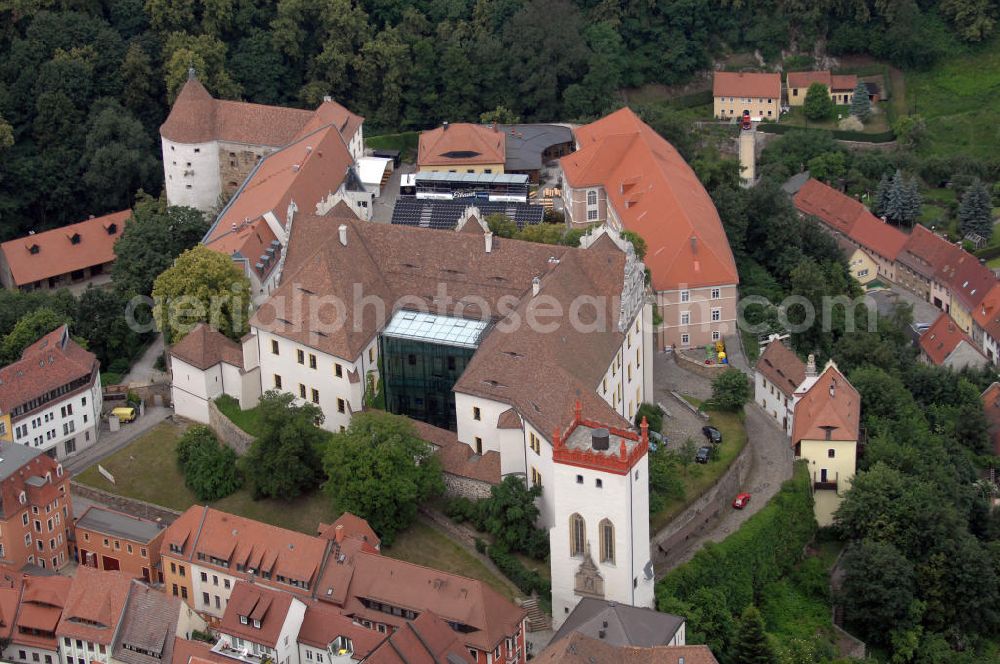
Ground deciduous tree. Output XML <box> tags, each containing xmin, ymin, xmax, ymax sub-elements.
<box><xmin>0</xmin><ymin>308</ymin><xmax>71</xmax><ymax>363</ymax></box>
<box><xmin>803</xmin><ymin>82</ymin><xmax>835</xmax><ymax>121</ymax></box>
<box><xmin>479</xmin><ymin>476</ymin><xmax>547</xmax><ymax>558</ymax></box>
<box><xmin>152</xmin><ymin>244</ymin><xmax>251</xmax><ymax>343</ymax></box>
<box><xmin>710</xmin><ymin>368</ymin><xmax>750</xmax><ymax>411</ymax></box>
<box><xmin>323</xmin><ymin>411</ymin><xmax>443</xmax><ymax>545</ymax></box>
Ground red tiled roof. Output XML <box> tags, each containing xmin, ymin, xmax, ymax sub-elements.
<box><xmin>755</xmin><ymin>341</ymin><xmax>805</xmax><ymax>396</ymax></box>
<box><xmin>0</xmin><ymin>210</ymin><xmax>129</xmax><ymax>287</ymax></box>
<box><xmin>897</xmin><ymin>224</ymin><xmax>960</xmax><ymax>280</ymax></box>
<box><xmin>832</xmin><ymin>74</ymin><xmax>859</xmax><ymax>91</ymax></box>
<box><xmin>982</xmin><ymin>383</ymin><xmax>1000</xmax><ymax>456</ymax></box>
<box><xmin>296</xmin><ymin>601</ymin><xmax>382</xmax><ymax>656</ymax></box>
<box><xmin>919</xmin><ymin>312</ymin><xmax>978</xmax><ymax>365</ymax></box>
<box><xmin>793</xmin><ymin>179</ymin><xmax>867</xmax><ymax>235</ymax></box>
<box><xmin>408</xmin><ymin>418</ymin><xmax>501</xmax><ymax>485</ymax></box>
<box><xmin>792</xmin><ymin>363</ymin><xmax>859</xmax><ymax>444</ymax></box>
<box><xmin>0</xmin><ymin>325</ymin><xmax>98</xmax><ymax>417</ymax></box>
<box><xmin>292</xmin><ymin>100</ymin><xmax>364</xmax><ymax>144</ymax></box>
<box><xmin>847</xmin><ymin>212</ymin><xmax>907</xmax><ymax>261</ymax></box>
<box><xmin>973</xmin><ymin>283</ymin><xmax>1000</xmax><ymax>342</ymax></box>
<box><xmin>57</xmin><ymin>567</ymin><xmax>132</xmax><ymax>645</ymax></box>
<box><xmin>169</xmin><ymin>323</ymin><xmax>243</xmax><ymax>371</ymax></box>
<box><xmin>219</xmin><ymin>583</ymin><xmax>293</xmax><ymax>649</ymax></box>
<box><xmin>418</xmin><ymin>124</ymin><xmax>505</xmax><ymax>167</ymax></box>
<box><xmin>363</xmin><ymin>611</ymin><xmax>474</xmax><ymax>664</ymax></box>
<box><xmin>13</xmin><ymin>575</ymin><xmax>71</xmax><ymax>651</ymax></box>
<box><xmin>787</xmin><ymin>71</ymin><xmax>832</xmax><ymax>89</ymax></box>
<box><xmin>561</xmin><ymin>107</ymin><xmax>738</xmax><ymax>290</ymax></box>
<box><xmin>938</xmin><ymin>251</ymin><xmax>997</xmax><ymax>311</ymax></box>
<box><xmin>170</xmin><ymin>638</ymin><xmax>231</xmax><ymax>664</ymax></box>
<box><xmin>712</xmin><ymin>72</ymin><xmax>780</xmax><ymax>99</ymax></box>
<box><xmin>161</xmin><ymin>506</ymin><xmax>328</xmax><ymax>594</ymax></box>
<box><xmin>204</xmin><ymin>124</ymin><xmax>354</xmax><ymax>279</ymax></box>
<box><xmin>318</xmin><ymin>512</ymin><xmax>381</xmax><ymax>550</ymax></box>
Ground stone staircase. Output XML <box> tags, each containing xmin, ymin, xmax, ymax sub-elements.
<box><xmin>520</xmin><ymin>595</ymin><xmax>552</xmax><ymax>632</ymax></box>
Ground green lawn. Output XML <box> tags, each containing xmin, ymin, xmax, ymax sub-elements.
<box><xmin>366</xmin><ymin>131</ymin><xmax>419</xmax><ymax>162</ymax></box>
<box><xmin>76</xmin><ymin>421</ymin><xmax>336</xmax><ymax>533</ymax></box>
<box><xmin>215</xmin><ymin>395</ymin><xmax>263</xmax><ymax>437</ymax></box>
<box><xmin>382</xmin><ymin>521</ymin><xmax>519</xmax><ymax>602</ymax></box>
<box><xmin>906</xmin><ymin>39</ymin><xmax>1000</xmax><ymax>158</ymax></box>
<box><xmin>651</xmin><ymin>401</ymin><xmax>749</xmax><ymax>532</ymax></box>
<box><xmin>779</xmin><ymin>105</ymin><xmax>890</xmax><ymax>132</ymax></box>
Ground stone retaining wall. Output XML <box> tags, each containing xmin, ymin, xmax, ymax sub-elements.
<box><xmin>71</xmin><ymin>482</ymin><xmax>182</xmax><ymax>524</ymax></box>
<box><xmin>208</xmin><ymin>400</ymin><xmax>255</xmax><ymax>454</ymax></box>
<box><xmin>674</xmin><ymin>351</ymin><xmax>731</xmax><ymax>379</ymax></box>
<box><xmin>442</xmin><ymin>473</ymin><xmax>493</xmax><ymax>500</ymax></box>
<box><xmin>419</xmin><ymin>507</ymin><xmax>521</xmax><ymax>597</ymax></box>
<box><xmin>651</xmin><ymin>431</ymin><xmax>754</xmax><ymax>562</ymax></box>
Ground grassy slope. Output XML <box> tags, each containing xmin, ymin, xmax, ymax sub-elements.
<box><xmin>214</xmin><ymin>395</ymin><xmax>263</xmax><ymax>437</ymax></box>
<box><xmin>906</xmin><ymin>41</ymin><xmax>1000</xmax><ymax>158</ymax></box>
<box><xmin>76</xmin><ymin>421</ymin><xmax>513</xmax><ymax>596</ymax></box>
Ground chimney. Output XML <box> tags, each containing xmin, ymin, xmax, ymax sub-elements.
<box><xmin>690</xmin><ymin>236</ymin><xmax>698</xmax><ymax>254</ymax></box>
<box><xmin>442</xmin><ymin>121</ymin><xmax>449</xmax><ymax>130</ymax></box>
<box><xmin>805</xmin><ymin>354</ymin><xmax>817</xmax><ymax>377</ymax></box>
<box><xmin>485</xmin><ymin>231</ymin><xmax>493</xmax><ymax>254</ymax></box>
<box><xmin>532</xmin><ymin>276</ymin><xmax>540</xmax><ymax>296</ymax></box>
<box><xmin>598</xmin><ymin>629</ymin><xmax>606</xmax><ymax>639</ymax></box>
<box><xmin>323</xmin><ymin>95</ymin><xmax>332</xmax><ymax>103</ymax></box>
<box><xmin>338</xmin><ymin>225</ymin><xmax>348</xmax><ymax>246</ymax></box>
<box><xmin>334</xmin><ymin>525</ymin><xmax>344</xmax><ymax>544</ymax></box>
<box><xmin>591</xmin><ymin>428</ymin><xmax>610</xmax><ymax>451</ymax></box>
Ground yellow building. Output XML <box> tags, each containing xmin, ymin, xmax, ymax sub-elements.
<box><xmin>712</xmin><ymin>72</ymin><xmax>781</xmax><ymax>120</ymax></box>
<box><xmin>0</xmin><ymin>413</ymin><xmax>10</xmax><ymax>442</ymax></box>
<box><xmin>417</xmin><ymin>122</ymin><xmax>505</xmax><ymax>174</ymax></box>
<box><xmin>786</xmin><ymin>71</ymin><xmax>858</xmax><ymax>107</ymax></box>
<box><xmin>840</xmin><ymin>241</ymin><xmax>878</xmax><ymax>286</ymax></box>
<box><xmin>792</xmin><ymin>359</ymin><xmax>860</xmax><ymax>526</ymax></box>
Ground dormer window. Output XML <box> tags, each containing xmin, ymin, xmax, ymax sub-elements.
<box><xmin>27</xmin><ymin>244</ymin><xmax>39</xmax><ymax>255</ymax></box>
<box><xmin>69</xmin><ymin>233</ymin><xmax>81</xmax><ymax>245</ymax></box>
<box><xmin>105</xmin><ymin>223</ymin><xmax>117</xmax><ymax>235</ymax></box>
<box><xmin>240</xmin><ymin>616</ymin><xmax>248</xmax><ymax>625</ymax></box>
<box><xmin>253</xmin><ymin>619</ymin><xmax>261</xmax><ymax>629</ymax></box>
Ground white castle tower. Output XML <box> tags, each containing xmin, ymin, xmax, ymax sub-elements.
<box><xmin>549</xmin><ymin>402</ymin><xmax>655</xmax><ymax>629</ymax></box>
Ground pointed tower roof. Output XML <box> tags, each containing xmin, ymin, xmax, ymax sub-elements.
<box><xmin>160</xmin><ymin>75</ymin><xmax>218</xmax><ymax>143</ymax></box>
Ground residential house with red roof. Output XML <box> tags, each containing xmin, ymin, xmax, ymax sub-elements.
<box><xmin>754</xmin><ymin>339</ymin><xmax>806</xmax><ymax>436</ymax></box>
<box><xmin>792</xmin><ymin>360</ymin><xmax>860</xmax><ymax>526</ymax></box>
<box><xmin>161</xmin><ymin>72</ymin><xmax>363</xmax><ymax>213</ymax></box>
<box><xmin>56</xmin><ymin>567</ymin><xmax>133</xmax><ymax>664</ymax></box>
<box><xmin>895</xmin><ymin>224</ymin><xmax>960</xmax><ymax>309</ymax></box>
<box><xmin>786</xmin><ymin>71</ymin><xmax>858</xmax><ymax>106</ymax></box>
<box><xmin>212</xmin><ymin>582</ymin><xmax>306</xmax><ymax>664</ymax></box>
<box><xmin>362</xmin><ymin>612</ymin><xmax>475</xmax><ymax>664</ymax></box>
<box><xmin>972</xmin><ymin>282</ymin><xmax>1000</xmax><ymax>364</ymax></box>
<box><xmin>533</xmin><ymin>633</ymin><xmax>718</xmax><ymax>664</ymax></box>
<box><xmin>793</xmin><ymin>178</ymin><xmax>906</xmax><ymax>283</ymax></box>
<box><xmin>417</xmin><ymin>123</ymin><xmax>506</xmax><ymax>174</ymax></box>
<box><xmin>712</xmin><ymin>72</ymin><xmax>781</xmax><ymax>120</ymax></box>
<box><xmin>937</xmin><ymin>250</ymin><xmax>997</xmax><ymax>335</ymax></box>
<box><xmin>559</xmin><ymin>107</ymin><xmax>739</xmax><ymax>349</ymax></box>
<box><xmin>169</xmin><ymin>323</ymin><xmax>259</xmax><ymax>425</ymax></box>
<box><xmin>0</xmin><ymin>325</ymin><xmax>102</xmax><ymax>460</ymax></box>
<box><xmin>0</xmin><ymin>442</ymin><xmax>73</xmax><ymax>572</ymax></box>
<box><xmin>7</xmin><ymin>572</ymin><xmax>70</xmax><ymax>664</ymax></box>
<box><xmin>919</xmin><ymin>312</ymin><xmax>988</xmax><ymax>370</ymax></box>
<box><xmin>0</xmin><ymin>210</ymin><xmax>129</xmax><ymax>293</ymax></box>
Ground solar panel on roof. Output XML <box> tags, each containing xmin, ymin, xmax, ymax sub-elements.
<box><xmin>391</xmin><ymin>199</ymin><xmax>544</xmax><ymax>231</ymax></box>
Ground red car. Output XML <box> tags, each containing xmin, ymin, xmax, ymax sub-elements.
<box><xmin>732</xmin><ymin>493</ymin><xmax>751</xmax><ymax>509</ymax></box>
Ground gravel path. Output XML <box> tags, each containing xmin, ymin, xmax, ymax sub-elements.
<box><xmin>651</xmin><ymin>352</ymin><xmax>794</xmax><ymax>573</ymax></box>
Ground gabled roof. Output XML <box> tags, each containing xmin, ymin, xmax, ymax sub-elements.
<box><xmin>363</xmin><ymin>611</ymin><xmax>474</xmax><ymax>664</ymax></box>
<box><xmin>317</xmin><ymin>512</ymin><xmax>381</xmax><ymax>550</ymax></box>
<box><xmin>535</xmin><ymin>633</ymin><xmax>719</xmax><ymax>664</ymax></box>
<box><xmin>973</xmin><ymin>282</ymin><xmax>1000</xmax><ymax>342</ymax></box>
<box><xmin>160</xmin><ymin>506</ymin><xmax>328</xmax><ymax>592</ymax></box>
<box><xmin>169</xmin><ymin>323</ymin><xmax>243</xmax><ymax>371</ymax></box>
<box><xmin>832</xmin><ymin>74</ymin><xmax>859</xmax><ymax>91</ymax></box>
<box><xmin>551</xmin><ymin>598</ymin><xmax>684</xmax><ymax>649</ymax></box>
<box><xmin>0</xmin><ymin>210</ymin><xmax>129</xmax><ymax>287</ymax></box>
<box><xmin>12</xmin><ymin>574</ymin><xmax>71</xmax><ymax>651</ymax></box>
<box><xmin>418</xmin><ymin>124</ymin><xmax>505</xmax><ymax>167</ymax></box>
<box><xmin>938</xmin><ymin>251</ymin><xmax>996</xmax><ymax>311</ymax></box>
<box><xmin>204</xmin><ymin>124</ymin><xmax>355</xmax><ymax>279</ymax></box>
<box><xmin>162</xmin><ymin>77</ymin><xmax>362</xmax><ymax>148</ymax></box>
<box><xmin>170</xmin><ymin>637</ymin><xmax>231</xmax><ymax>664</ymax></box>
<box><xmin>407</xmin><ymin>418</ymin><xmax>502</xmax><ymax>485</ymax></box>
<box><xmin>219</xmin><ymin>582</ymin><xmax>294</xmax><ymax>649</ymax></box>
<box><xmin>919</xmin><ymin>312</ymin><xmax>985</xmax><ymax>366</ymax></box>
<box><xmin>296</xmin><ymin>601</ymin><xmax>382</xmax><ymax>655</ymax></box>
<box><xmin>786</xmin><ymin>71</ymin><xmax>858</xmax><ymax>92</ymax></box>
<box><xmin>793</xmin><ymin>179</ymin><xmax>868</xmax><ymax>236</ymax></box>
<box><xmin>0</xmin><ymin>325</ymin><xmax>98</xmax><ymax>417</ymax></box>
<box><xmin>792</xmin><ymin>362</ymin><xmax>860</xmax><ymax>444</ymax></box>
<box><xmin>57</xmin><ymin>567</ymin><xmax>132</xmax><ymax>645</ymax></box>
<box><xmin>897</xmin><ymin>224</ymin><xmax>961</xmax><ymax>280</ymax></box>
<box><xmin>755</xmin><ymin>341</ymin><xmax>806</xmax><ymax>397</ymax></box>
<box><xmin>560</xmin><ymin>107</ymin><xmax>738</xmax><ymax>290</ymax></box>
<box><xmin>112</xmin><ymin>583</ymin><xmax>181</xmax><ymax>664</ymax></box>
<box><xmin>712</xmin><ymin>71</ymin><xmax>780</xmax><ymax>99</ymax></box>
<box><xmin>847</xmin><ymin>212</ymin><xmax>907</xmax><ymax>261</ymax></box>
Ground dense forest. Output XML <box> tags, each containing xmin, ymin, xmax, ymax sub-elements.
<box><xmin>0</xmin><ymin>0</ymin><xmax>993</xmax><ymax>236</ymax></box>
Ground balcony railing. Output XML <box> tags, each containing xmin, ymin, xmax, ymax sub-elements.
<box><xmin>813</xmin><ymin>481</ymin><xmax>839</xmax><ymax>491</ymax></box>
<box><xmin>211</xmin><ymin>640</ymin><xmax>271</xmax><ymax>664</ymax></box>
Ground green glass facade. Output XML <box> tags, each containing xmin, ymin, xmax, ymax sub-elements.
<box><xmin>379</xmin><ymin>336</ymin><xmax>477</xmax><ymax>431</ymax></box>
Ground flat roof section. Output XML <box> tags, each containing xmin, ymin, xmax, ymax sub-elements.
<box><xmin>382</xmin><ymin>310</ymin><xmax>489</xmax><ymax>349</ymax></box>
<box><xmin>497</xmin><ymin>124</ymin><xmax>574</xmax><ymax>172</ymax></box>
<box><xmin>76</xmin><ymin>506</ymin><xmax>166</xmax><ymax>544</ymax></box>
<box><xmin>414</xmin><ymin>171</ymin><xmax>529</xmax><ymax>185</ymax></box>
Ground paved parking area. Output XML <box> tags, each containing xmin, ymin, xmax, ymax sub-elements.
<box><xmin>371</xmin><ymin>162</ymin><xmax>414</xmax><ymax>223</ymax></box>
<box><xmin>866</xmin><ymin>286</ymin><xmax>941</xmax><ymax>326</ymax></box>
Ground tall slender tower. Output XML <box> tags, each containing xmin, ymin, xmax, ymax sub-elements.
<box><xmin>549</xmin><ymin>402</ymin><xmax>654</xmax><ymax>629</ymax></box>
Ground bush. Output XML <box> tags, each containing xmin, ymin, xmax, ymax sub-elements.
<box><xmin>176</xmin><ymin>426</ymin><xmax>243</xmax><ymax>501</ymax></box>
<box><xmin>488</xmin><ymin>545</ymin><xmax>550</xmax><ymax>598</ymax></box>
<box><xmin>474</xmin><ymin>537</ymin><xmax>487</xmax><ymax>554</ymax></box>
<box><xmin>444</xmin><ymin>497</ymin><xmax>484</xmax><ymax>529</ymax></box>
<box><xmin>635</xmin><ymin>402</ymin><xmax>665</xmax><ymax>433</ymax></box>
<box><xmin>656</xmin><ymin>463</ymin><xmax>815</xmax><ymax>614</ymax></box>
<box><xmin>108</xmin><ymin>358</ymin><xmax>130</xmax><ymax>375</ymax></box>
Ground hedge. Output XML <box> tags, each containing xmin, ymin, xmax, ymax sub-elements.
<box><xmin>757</xmin><ymin>122</ymin><xmax>896</xmax><ymax>143</ymax></box>
<box><xmin>656</xmin><ymin>462</ymin><xmax>815</xmax><ymax>614</ymax></box>
<box><xmin>488</xmin><ymin>545</ymin><xmax>550</xmax><ymax>598</ymax></box>
<box><xmin>974</xmin><ymin>244</ymin><xmax>1000</xmax><ymax>261</ymax></box>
